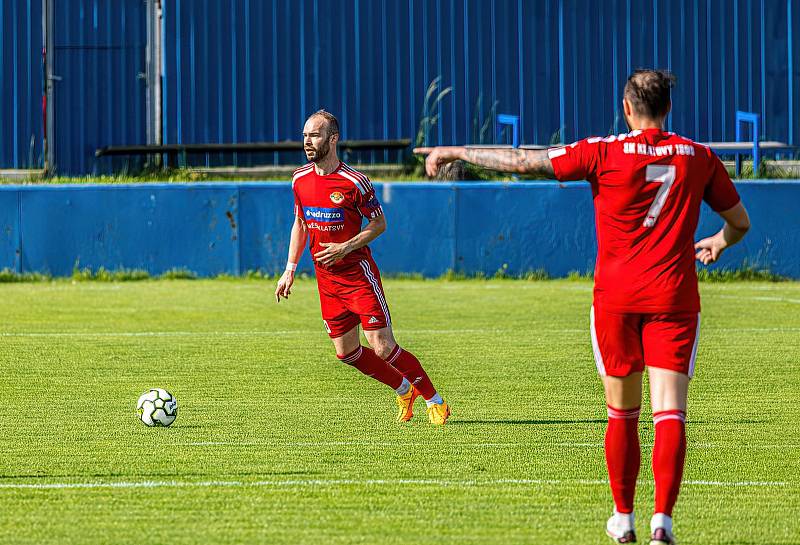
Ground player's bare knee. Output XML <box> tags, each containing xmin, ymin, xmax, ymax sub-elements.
<box><xmin>371</xmin><ymin>341</ymin><xmax>394</xmax><ymax>360</ymax></box>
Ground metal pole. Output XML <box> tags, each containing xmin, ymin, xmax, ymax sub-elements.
<box><xmin>43</xmin><ymin>0</ymin><xmax>55</xmax><ymax>175</ymax></box>
<box><xmin>145</xmin><ymin>0</ymin><xmax>163</xmax><ymax>151</ymax></box>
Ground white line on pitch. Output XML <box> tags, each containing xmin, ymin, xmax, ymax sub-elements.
<box><xmin>0</xmin><ymin>478</ymin><xmax>790</xmax><ymax>491</ymax></box>
<box><xmin>1</xmin><ymin>327</ymin><xmax>798</xmax><ymax>338</ymax></box>
<box><xmin>718</xmin><ymin>294</ymin><xmax>800</xmax><ymax>305</ymax></box>
<box><xmin>176</xmin><ymin>441</ymin><xmax>800</xmax><ymax>449</ymax></box>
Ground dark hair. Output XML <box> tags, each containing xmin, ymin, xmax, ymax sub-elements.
<box><xmin>623</xmin><ymin>69</ymin><xmax>676</xmax><ymax>118</ymax></box>
<box><xmin>309</xmin><ymin>109</ymin><xmax>340</xmax><ymax>137</ymax></box>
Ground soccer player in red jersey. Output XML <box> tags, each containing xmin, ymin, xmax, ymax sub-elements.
<box><xmin>415</xmin><ymin>70</ymin><xmax>750</xmax><ymax>544</ymax></box>
<box><xmin>275</xmin><ymin>110</ymin><xmax>450</xmax><ymax>425</ymax></box>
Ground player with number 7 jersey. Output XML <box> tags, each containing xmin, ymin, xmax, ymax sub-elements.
<box><xmin>415</xmin><ymin>70</ymin><xmax>750</xmax><ymax>545</ymax></box>
<box><xmin>549</xmin><ymin>128</ymin><xmax>739</xmax><ymax>316</ymax></box>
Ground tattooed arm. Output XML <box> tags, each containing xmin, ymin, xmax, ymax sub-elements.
<box><xmin>413</xmin><ymin>146</ymin><xmax>556</xmax><ymax>178</ymax></box>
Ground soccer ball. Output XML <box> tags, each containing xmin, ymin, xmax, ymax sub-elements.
<box><xmin>136</xmin><ymin>388</ymin><xmax>178</xmax><ymax>427</ymax></box>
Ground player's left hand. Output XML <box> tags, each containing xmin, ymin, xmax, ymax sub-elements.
<box><xmin>694</xmin><ymin>235</ymin><xmax>726</xmax><ymax>265</ymax></box>
<box><xmin>314</xmin><ymin>242</ymin><xmax>350</xmax><ymax>266</ymax></box>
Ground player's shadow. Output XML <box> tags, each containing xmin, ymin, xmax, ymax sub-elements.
<box><xmin>450</xmin><ymin>419</ymin><xmax>607</xmax><ymax>425</ymax></box>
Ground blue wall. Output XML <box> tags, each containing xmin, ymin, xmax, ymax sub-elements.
<box><xmin>0</xmin><ymin>181</ymin><xmax>797</xmax><ymax>278</ymax></box>
<box><xmin>3</xmin><ymin>0</ymin><xmax>799</xmax><ymax>174</ymax></box>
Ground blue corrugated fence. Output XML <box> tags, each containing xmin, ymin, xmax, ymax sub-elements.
<box><xmin>2</xmin><ymin>0</ymin><xmax>799</xmax><ymax>174</ymax></box>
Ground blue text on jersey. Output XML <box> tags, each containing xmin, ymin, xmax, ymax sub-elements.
<box><xmin>303</xmin><ymin>207</ymin><xmax>345</xmax><ymax>223</ymax></box>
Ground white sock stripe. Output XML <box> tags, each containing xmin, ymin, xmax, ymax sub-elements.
<box><xmin>607</xmin><ymin>407</ymin><xmax>641</xmax><ymax>418</ymax></box>
<box><xmin>653</xmin><ymin>413</ymin><xmax>686</xmax><ymax>425</ymax></box>
<box><xmin>340</xmin><ymin>347</ymin><xmax>363</xmax><ymax>363</ymax></box>
<box><xmin>360</xmin><ymin>260</ymin><xmax>391</xmax><ymax>325</ymax></box>
<box><xmin>387</xmin><ymin>347</ymin><xmax>402</xmax><ymax>364</ymax></box>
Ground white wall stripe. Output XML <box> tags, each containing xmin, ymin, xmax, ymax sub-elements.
<box><xmin>0</xmin><ymin>478</ymin><xmax>789</xmax><ymax>491</ymax></box>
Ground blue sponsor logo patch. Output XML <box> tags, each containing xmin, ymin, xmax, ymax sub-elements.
<box><xmin>303</xmin><ymin>206</ymin><xmax>344</xmax><ymax>223</ymax></box>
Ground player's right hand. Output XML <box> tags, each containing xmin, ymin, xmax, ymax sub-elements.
<box><xmin>274</xmin><ymin>270</ymin><xmax>294</xmax><ymax>303</ymax></box>
<box><xmin>413</xmin><ymin>146</ymin><xmax>461</xmax><ymax>178</ymax></box>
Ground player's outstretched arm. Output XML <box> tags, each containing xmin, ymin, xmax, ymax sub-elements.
<box><xmin>275</xmin><ymin>216</ymin><xmax>307</xmax><ymax>303</ymax></box>
<box><xmin>694</xmin><ymin>202</ymin><xmax>750</xmax><ymax>265</ymax></box>
<box><xmin>314</xmin><ymin>215</ymin><xmax>386</xmax><ymax>267</ymax></box>
<box><xmin>413</xmin><ymin>146</ymin><xmax>556</xmax><ymax>178</ymax></box>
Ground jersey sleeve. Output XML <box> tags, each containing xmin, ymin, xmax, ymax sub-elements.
<box><xmin>547</xmin><ymin>138</ymin><xmax>602</xmax><ymax>181</ymax></box>
<box><xmin>292</xmin><ymin>184</ymin><xmax>304</xmax><ymax>219</ymax></box>
<box><xmin>703</xmin><ymin>152</ymin><xmax>741</xmax><ymax>212</ymax></box>
<box><xmin>355</xmin><ymin>180</ymin><xmax>384</xmax><ymax>220</ymax></box>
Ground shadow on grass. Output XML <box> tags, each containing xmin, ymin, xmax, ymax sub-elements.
<box><xmin>449</xmin><ymin>419</ymin><xmax>607</xmax><ymax>425</ymax></box>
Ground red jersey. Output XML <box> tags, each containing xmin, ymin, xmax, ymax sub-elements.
<box><xmin>292</xmin><ymin>162</ymin><xmax>384</xmax><ymax>273</ymax></box>
<box><xmin>549</xmin><ymin>128</ymin><xmax>740</xmax><ymax>313</ymax></box>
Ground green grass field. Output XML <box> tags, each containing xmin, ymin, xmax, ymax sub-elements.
<box><xmin>1</xmin><ymin>278</ymin><xmax>799</xmax><ymax>544</ymax></box>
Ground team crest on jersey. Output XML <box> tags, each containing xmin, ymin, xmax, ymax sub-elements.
<box><xmin>329</xmin><ymin>191</ymin><xmax>345</xmax><ymax>204</ymax></box>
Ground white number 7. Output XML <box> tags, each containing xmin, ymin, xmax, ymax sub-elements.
<box><xmin>643</xmin><ymin>164</ymin><xmax>676</xmax><ymax>228</ymax></box>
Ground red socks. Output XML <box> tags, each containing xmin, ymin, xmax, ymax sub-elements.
<box><xmin>384</xmin><ymin>345</ymin><xmax>437</xmax><ymax>400</ymax></box>
<box><xmin>605</xmin><ymin>405</ymin><xmax>642</xmax><ymax>514</ymax></box>
<box><xmin>337</xmin><ymin>346</ymin><xmax>404</xmax><ymax>390</ymax></box>
<box><xmin>652</xmin><ymin>410</ymin><xmax>687</xmax><ymax>516</ymax></box>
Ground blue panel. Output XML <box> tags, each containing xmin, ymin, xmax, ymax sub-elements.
<box><xmin>19</xmin><ymin>185</ymin><xmax>239</xmax><ymax>275</ymax></box>
<box><xmin>238</xmin><ymin>183</ymin><xmax>314</xmax><ymax>273</ymax></box>
<box><xmin>696</xmin><ymin>181</ymin><xmax>800</xmax><ymax>277</ymax></box>
<box><xmin>0</xmin><ymin>190</ymin><xmax>21</xmax><ymax>271</ymax></box>
<box><xmin>455</xmin><ymin>183</ymin><xmax>597</xmax><ymax>276</ymax></box>
<box><xmin>0</xmin><ymin>0</ymin><xmax>44</xmax><ymax>168</ymax></box>
<box><xmin>369</xmin><ymin>183</ymin><xmax>456</xmax><ymax>276</ymax></box>
<box><xmin>0</xmin><ymin>181</ymin><xmax>800</xmax><ymax>278</ymax></box>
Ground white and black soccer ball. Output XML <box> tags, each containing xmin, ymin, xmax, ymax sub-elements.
<box><xmin>136</xmin><ymin>388</ymin><xmax>178</xmax><ymax>427</ymax></box>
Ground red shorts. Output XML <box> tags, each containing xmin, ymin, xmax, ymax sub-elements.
<box><xmin>316</xmin><ymin>257</ymin><xmax>391</xmax><ymax>338</ymax></box>
<box><xmin>589</xmin><ymin>306</ymin><xmax>700</xmax><ymax>377</ymax></box>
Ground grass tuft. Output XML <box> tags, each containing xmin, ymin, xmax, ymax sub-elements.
<box><xmin>161</xmin><ymin>268</ymin><xmax>198</xmax><ymax>280</ymax></box>
<box><xmin>696</xmin><ymin>265</ymin><xmax>786</xmax><ymax>282</ymax></box>
<box><xmin>71</xmin><ymin>266</ymin><xmax>150</xmax><ymax>282</ymax></box>
<box><xmin>0</xmin><ymin>268</ymin><xmax>51</xmax><ymax>283</ymax></box>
